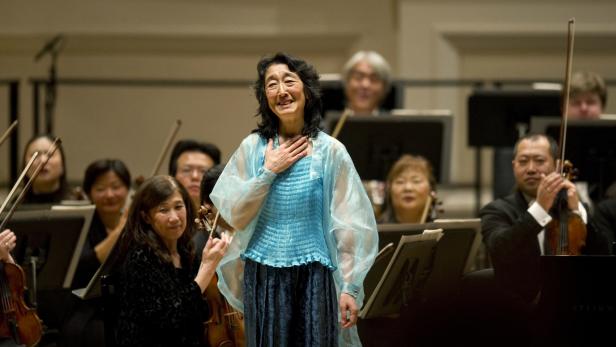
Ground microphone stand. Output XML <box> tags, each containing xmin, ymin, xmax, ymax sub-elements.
<box><xmin>34</xmin><ymin>35</ymin><xmax>64</xmax><ymax>134</ymax></box>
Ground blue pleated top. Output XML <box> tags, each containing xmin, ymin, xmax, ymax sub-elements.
<box><xmin>242</xmin><ymin>156</ymin><xmax>334</xmax><ymax>270</ymax></box>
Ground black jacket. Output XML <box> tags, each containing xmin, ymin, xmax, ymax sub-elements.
<box><xmin>480</xmin><ymin>190</ymin><xmax>610</xmax><ymax>304</ymax></box>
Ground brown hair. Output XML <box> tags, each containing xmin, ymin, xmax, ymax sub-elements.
<box><xmin>570</xmin><ymin>71</ymin><xmax>607</xmax><ymax>108</ymax></box>
<box><xmin>118</xmin><ymin>175</ymin><xmax>196</xmax><ymax>266</ymax></box>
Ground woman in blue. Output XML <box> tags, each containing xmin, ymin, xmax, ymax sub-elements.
<box><xmin>211</xmin><ymin>52</ymin><xmax>378</xmax><ymax>346</ymax></box>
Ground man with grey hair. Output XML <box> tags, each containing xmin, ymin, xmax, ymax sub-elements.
<box><xmin>342</xmin><ymin>50</ymin><xmax>392</xmax><ymax>115</ymax></box>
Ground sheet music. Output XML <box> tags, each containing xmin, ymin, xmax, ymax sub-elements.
<box><xmin>360</xmin><ymin>230</ymin><xmax>442</xmax><ymax>319</ymax></box>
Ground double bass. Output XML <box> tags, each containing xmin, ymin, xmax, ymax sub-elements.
<box><xmin>544</xmin><ymin>18</ymin><xmax>587</xmax><ymax>256</ymax></box>
<box><xmin>195</xmin><ymin>207</ymin><xmax>245</xmax><ymax>347</ymax></box>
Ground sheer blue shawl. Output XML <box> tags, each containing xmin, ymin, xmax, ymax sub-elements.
<box><xmin>210</xmin><ymin>131</ymin><xmax>378</xmax><ymax>346</ymax></box>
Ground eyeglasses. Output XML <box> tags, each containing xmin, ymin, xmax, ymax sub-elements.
<box><xmin>177</xmin><ymin>166</ymin><xmax>207</xmax><ymax>177</ymax></box>
<box><xmin>349</xmin><ymin>70</ymin><xmax>382</xmax><ymax>84</ymax></box>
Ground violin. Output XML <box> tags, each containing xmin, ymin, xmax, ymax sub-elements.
<box><xmin>545</xmin><ymin>161</ymin><xmax>587</xmax><ymax>255</ymax></box>
<box><xmin>544</xmin><ymin>19</ymin><xmax>587</xmax><ymax>256</ymax></box>
<box><xmin>0</xmin><ymin>261</ymin><xmax>43</xmax><ymax>347</ymax></box>
<box><xmin>195</xmin><ymin>207</ymin><xmax>245</xmax><ymax>347</ymax></box>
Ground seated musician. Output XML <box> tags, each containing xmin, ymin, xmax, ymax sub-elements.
<box><xmin>62</xmin><ymin>159</ymin><xmax>131</xmax><ymax>347</ymax></box>
<box><xmin>378</xmin><ymin>154</ymin><xmax>437</xmax><ymax>223</ymax></box>
<box><xmin>72</xmin><ymin>159</ymin><xmax>131</xmax><ymax>289</ymax></box>
<box><xmin>21</xmin><ymin>134</ymin><xmax>72</xmax><ymax>204</ymax></box>
<box><xmin>560</xmin><ymin>71</ymin><xmax>610</xmax><ymax>208</ymax></box>
<box><xmin>478</xmin><ymin>133</ymin><xmax>609</xmax><ymax>341</ymax></box>
<box><xmin>1</xmin><ymin>229</ymin><xmax>18</xmax><ymax>347</ymax></box>
<box><xmin>169</xmin><ymin>139</ymin><xmax>221</xmax><ymax>210</ymax></box>
<box><xmin>342</xmin><ymin>50</ymin><xmax>392</xmax><ymax>116</ymax></box>
<box><xmin>567</xmin><ymin>71</ymin><xmax>606</xmax><ymax>120</ymax></box>
<box><xmin>340</xmin><ymin>51</ymin><xmax>394</xmax><ymax>212</ymax></box>
<box><xmin>113</xmin><ymin>176</ymin><xmax>229</xmax><ymax>347</ymax></box>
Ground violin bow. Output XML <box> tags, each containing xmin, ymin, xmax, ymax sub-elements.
<box><xmin>0</xmin><ymin>120</ymin><xmax>18</xmax><ymax>147</ymax></box>
<box><xmin>331</xmin><ymin>108</ymin><xmax>352</xmax><ymax>139</ymax></box>
<box><xmin>0</xmin><ymin>138</ymin><xmax>62</xmax><ymax>231</ymax></box>
<box><xmin>209</xmin><ymin>211</ymin><xmax>220</xmax><ymax>239</ymax></box>
<box><xmin>557</xmin><ymin>18</ymin><xmax>575</xmax><ymax>175</ymax></box>
<box><xmin>151</xmin><ymin>119</ymin><xmax>182</xmax><ymax>177</ymax></box>
<box><xmin>0</xmin><ymin>152</ymin><xmax>38</xmax><ymax>217</ymax></box>
<box><xmin>419</xmin><ymin>194</ymin><xmax>433</xmax><ymax>224</ymax></box>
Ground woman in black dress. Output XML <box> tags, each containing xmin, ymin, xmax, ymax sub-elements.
<box><xmin>114</xmin><ymin>175</ymin><xmax>229</xmax><ymax>347</ymax></box>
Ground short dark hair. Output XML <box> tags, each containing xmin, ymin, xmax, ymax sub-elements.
<box><xmin>513</xmin><ymin>134</ymin><xmax>559</xmax><ymax>160</ymax></box>
<box><xmin>168</xmin><ymin>139</ymin><xmax>221</xmax><ymax>176</ymax></box>
<box><xmin>253</xmin><ymin>52</ymin><xmax>322</xmax><ymax>139</ymax></box>
<box><xmin>200</xmin><ymin>164</ymin><xmax>225</xmax><ymax>205</ymax></box>
<box><xmin>83</xmin><ymin>159</ymin><xmax>131</xmax><ymax>196</ymax></box>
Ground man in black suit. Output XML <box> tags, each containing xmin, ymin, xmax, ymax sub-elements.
<box><xmin>478</xmin><ymin>133</ymin><xmax>609</xmax><ymax>343</ymax></box>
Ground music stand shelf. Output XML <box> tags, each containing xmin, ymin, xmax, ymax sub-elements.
<box><xmin>5</xmin><ymin>205</ymin><xmax>95</xmax><ymax>290</ymax></box>
<box><xmin>530</xmin><ymin>117</ymin><xmax>616</xmax><ymax>199</ymax></box>
<box><xmin>360</xmin><ymin>231</ymin><xmax>442</xmax><ymax>319</ymax></box>
<box><xmin>361</xmin><ymin>219</ymin><xmax>482</xmax><ymax>319</ymax></box>
<box><xmin>324</xmin><ymin>112</ymin><xmax>452</xmax><ymax>184</ymax></box>
<box><xmin>468</xmin><ymin>88</ymin><xmax>561</xmax><ymax>147</ymax></box>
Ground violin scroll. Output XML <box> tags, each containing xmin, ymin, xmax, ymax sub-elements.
<box><xmin>195</xmin><ymin>205</ymin><xmax>221</xmax><ymax>239</ymax></box>
<box><xmin>558</xmin><ymin>160</ymin><xmax>578</xmax><ymax>181</ymax></box>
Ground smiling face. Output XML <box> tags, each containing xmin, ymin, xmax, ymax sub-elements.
<box><xmin>89</xmin><ymin>170</ymin><xmax>129</xmax><ymax>216</ymax></box>
<box><xmin>390</xmin><ymin>168</ymin><xmax>432</xmax><ymax>217</ymax></box>
<box><xmin>345</xmin><ymin>60</ymin><xmax>386</xmax><ymax>115</ymax></box>
<box><xmin>265</xmin><ymin>63</ymin><xmax>306</xmax><ymax>124</ymax></box>
<box><xmin>145</xmin><ymin>191</ymin><xmax>187</xmax><ymax>248</ymax></box>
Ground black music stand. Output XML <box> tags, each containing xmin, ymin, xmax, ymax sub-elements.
<box><xmin>538</xmin><ymin>255</ymin><xmax>616</xmax><ymax>345</ymax></box>
<box><xmin>5</xmin><ymin>206</ymin><xmax>94</xmax><ymax>329</ymax></box>
<box><xmin>468</xmin><ymin>88</ymin><xmax>561</xmax><ymax>147</ymax></box>
<box><xmin>467</xmin><ymin>88</ymin><xmax>561</xmax><ymax>210</ymax></box>
<box><xmin>362</xmin><ymin>219</ymin><xmax>482</xmax><ymax>317</ymax></box>
<box><xmin>531</xmin><ymin>117</ymin><xmax>616</xmax><ymax>201</ymax></box>
<box><xmin>72</xmin><ymin>233</ymin><xmax>120</xmax><ymax>301</ymax></box>
<box><xmin>323</xmin><ymin>112</ymin><xmax>452</xmax><ymax>184</ymax></box>
<box><xmin>360</xmin><ymin>231</ymin><xmax>442</xmax><ymax>319</ymax></box>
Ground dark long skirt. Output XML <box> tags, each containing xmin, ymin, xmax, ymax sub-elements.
<box><xmin>243</xmin><ymin>259</ymin><xmax>338</xmax><ymax>347</ymax></box>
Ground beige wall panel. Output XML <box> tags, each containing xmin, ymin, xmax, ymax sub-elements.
<box><xmin>399</xmin><ymin>0</ymin><xmax>616</xmax><ymax>187</ymax></box>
